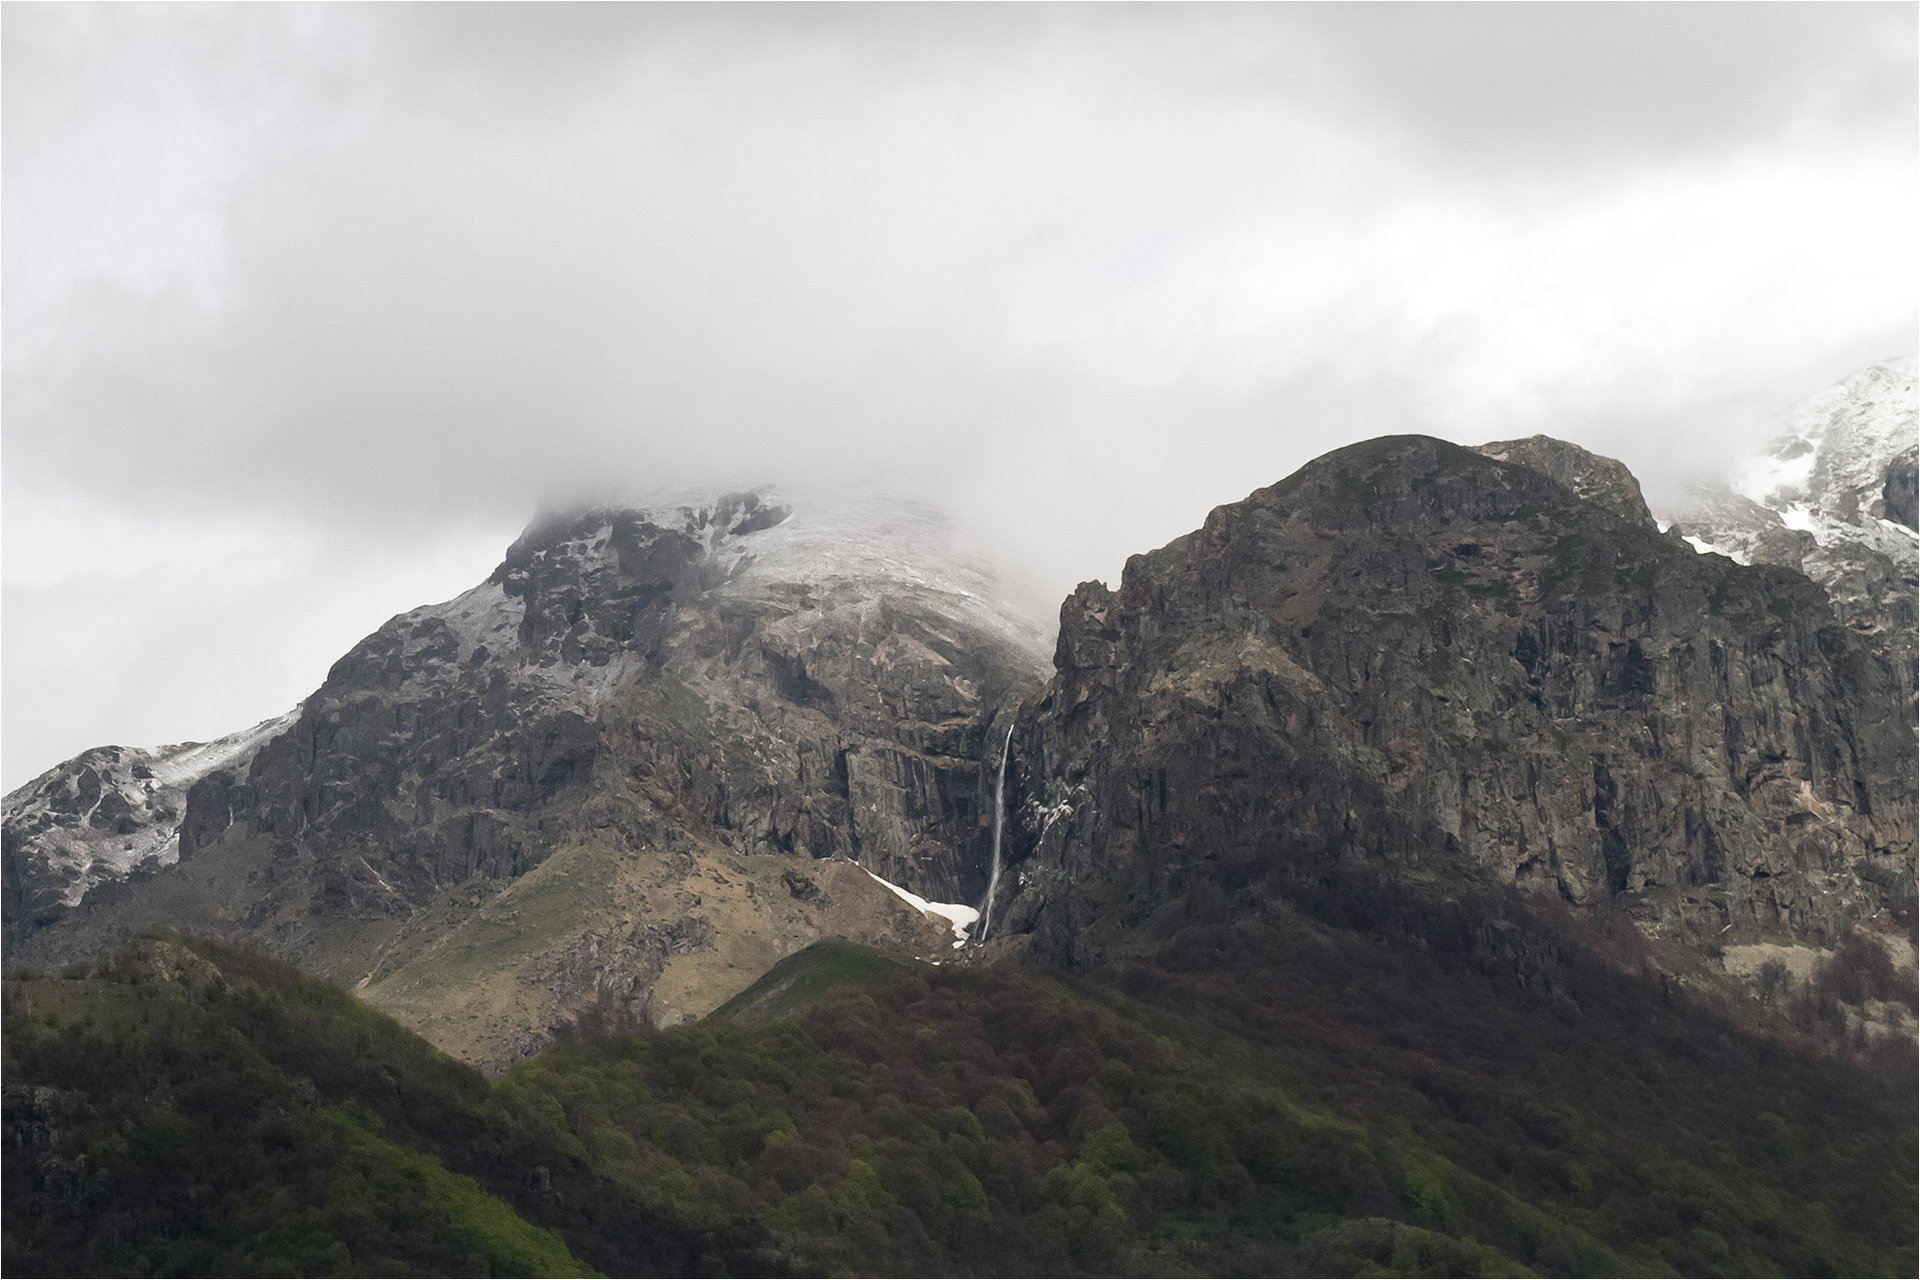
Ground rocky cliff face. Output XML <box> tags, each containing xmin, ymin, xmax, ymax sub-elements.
<box><xmin>987</xmin><ymin>436</ymin><xmax>1915</xmax><ymax>969</ymax></box>
<box><xmin>4</xmin><ymin>491</ymin><xmax>1047</xmax><ymax>1066</ymax></box>
<box><xmin>1667</xmin><ymin>357</ymin><xmax>1917</xmax><ymax>711</ymax></box>
<box><xmin>1472</xmin><ymin>434</ymin><xmax>1659</xmax><ymax>532</ymax></box>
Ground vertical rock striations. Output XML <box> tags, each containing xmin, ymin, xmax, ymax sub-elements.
<box><xmin>991</xmin><ymin>436</ymin><xmax>1914</xmax><ymax>966</ymax></box>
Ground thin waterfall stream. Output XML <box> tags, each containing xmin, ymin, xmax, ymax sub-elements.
<box><xmin>976</xmin><ymin>723</ymin><xmax>1015</xmax><ymax>942</ymax></box>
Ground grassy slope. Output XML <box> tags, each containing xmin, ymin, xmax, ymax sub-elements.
<box><xmin>3</xmin><ymin>938</ymin><xmax>588</xmax><ymax>1278</ymax></box>
<box><xmin>706</xmin><ymin>936</ymin><xmax>929</xmax><ymax>1026</ymax></box>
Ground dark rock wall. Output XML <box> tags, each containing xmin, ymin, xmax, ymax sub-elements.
<box><xmin>992</xmin><ymin>436</ymin><xmax>1915</xmax><ymax>965</ymax></box>
<box><xmin>1472</xmin><ymin>435</ymin><xmax>1658</xmax><ymax>531</ymax></box>
<box><xmin>1884</xmin><ymin>449</ymin><xmax>1918</xmax><ymax>532</ymax></box>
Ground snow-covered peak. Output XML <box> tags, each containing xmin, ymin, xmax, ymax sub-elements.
<box><xmin>1726</xmin><ymin>356</ymin><xmax>1917</xmax><ymax>561</ymax></box>
<box><xmin>2</xmin><ymin>707</ymin><xmax>300</xmax><ymax>908</ymax></box>
<box><xmin>488</xmin><ymin>486</ymin><xmax>1052</xmax><ymax>684</ymax></box>
<box><xmin>1659</xmin><ymin>357</ymin><xmax>1917</xmax><ymax>709</ymax></box>
<box><xmin>1666</xmin><ymin>357</ymin><xmax>1918</xmax><ymax>565</ymax></box>
<box><xmin>1736</xmin><ymin>358</ymin><xmax>1914</xmax><ymax>499</ymax></box>
<box><xmin>712</xmin><ymin>490</ymin><xmax>1054</xmax><ymax>672</ymax></box>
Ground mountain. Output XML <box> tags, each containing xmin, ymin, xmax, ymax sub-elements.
<box><xmin>4</xmin><ymin>492</ymin><xmax>1048</xmax><ymax>1068</ymax></box>
<box><xmin>7</xmin><ymin>363</ymin><xmax>1915</xmax><ymax>1066</ymax></box>
<box><xmin>6</xmin><ymin>363</ymin><xmax>1916</xmax><ymax>1278</ymax></box>
<box><xmin>1666</xmin><ymin>356</ymin><xmax>1917</xmax><ymax>708</ymax></box>
<box><xmin>986</xmin><ymin>434</ymin><xmax>1914</xmax><ymax>1021</ymax></box>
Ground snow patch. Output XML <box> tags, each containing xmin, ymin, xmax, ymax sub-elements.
<box><xmin>1733</xmin><ymin>441</ymin><xmax>1818</xmax><ymax>510</ymax></box>
<box><xmin>1776</xmin><ymin>504</ymin><xmax>1819</xmax><ymax>534</ymax></box>
<box><xmin>144</xmin><ymin>708</ymin><xmax>302</xmax><ymax>791</ymax></box>
<box><xmin>711</xmin><ymin>491</ymin><xmax>1053</xmax><ymax>676</ymax></box>
<box><xmin>862</xmin><ymin>867</ymin><xmax>980</xmax><ymax>942</ymax></box>
<box><xmin>430</xmin><ymin>580</ymin><xmax>526</xmax><ymax>662</ymax></box>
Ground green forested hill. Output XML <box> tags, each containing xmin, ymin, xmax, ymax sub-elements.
<box><xmin>5</xmin><ymin>924</ymin><xmax>1915</xmax><ymax>1277</ymax></box>
<box><xmin>1</xmin><ymin>937</ymin><xmax>772</xmax><ymax>1277</ymax></box>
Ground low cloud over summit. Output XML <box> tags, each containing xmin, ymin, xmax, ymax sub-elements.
<box><xmin>4</xmin><ymin>4</ymin><xmax>1914</xmax><ymax>785</ymax></box>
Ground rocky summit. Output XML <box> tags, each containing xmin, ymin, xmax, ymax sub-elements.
<box><xmin>3</xmin><ymin>491</ymin><xmax>1049</xmax><ymax>1068</ymax></box>
<box><xmin>988</xmin><ymin>434</ymin><xmax>1915</xmax><ymax>987</ymax></box>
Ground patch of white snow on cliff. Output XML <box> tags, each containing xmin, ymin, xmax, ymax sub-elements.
<box><xmin>143</xmin><ymin>707</ymin><xmax>302</xmax><ymax>791</ymax></box>
<box><xmin>1732</xmin><ymin>357</ymin><xmax>1917</xmax><ymax>560</ymax></box>
<box><xmin>862</xmin><ymin>867</ymin><xmax>981</xmax><ymax>942</ymax></box>
<box><xmin>712</xmin><ymin>490</ymin><xmax>1054</xmax><ymax>676</ymax></box>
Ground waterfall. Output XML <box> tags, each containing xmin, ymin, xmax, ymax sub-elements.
<box><xmin>977</xmin><ymin>723</ymin><xmax>1015</xmax><ymax>942</ymax></box>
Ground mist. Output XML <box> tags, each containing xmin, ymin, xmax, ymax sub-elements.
<box><xmin>4</xmin><ymin>3</ymin><xmax>1914</xmax><ymax>788</ymax></box>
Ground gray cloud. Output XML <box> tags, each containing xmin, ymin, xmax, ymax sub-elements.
<box><xmin>3</xmin><ymin>4</ymin><xmax>1914</xmax><ymax>787</ymax></box>
<box><xmin>1294</xmin><ymin>3</ymin><xmax>1916</xmax><ymax>168</ymax></box>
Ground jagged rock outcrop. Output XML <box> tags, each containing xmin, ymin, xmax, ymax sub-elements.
<box><xmin>1472</xmin><ymin>435</ymin><xmax>1658</xmax><ymax>532</ymax></box>
<box><xmin>1666</xmin><ymin>357</ymin><xmax>1918</xmax><ymax>711</ymax></box>
<box><xmin>4</xmin><ymin>491</ymin><xmax>1046</xmax><ymax>1064</ymax></box>
<box><xmin>987</xmin><ymin>436</ymin><xmax>1915</xmax><ymax>968</ymax></box>
<box><xmin>3</xmin><ymin>712</ymin><xmax>298</xmax><ymax>947</ymax></box>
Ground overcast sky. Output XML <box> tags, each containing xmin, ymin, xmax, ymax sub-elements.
<box><xmin>4</xmin><ymin>3</ymin><xmax>1915</xmax><ymax>790</ymax></box>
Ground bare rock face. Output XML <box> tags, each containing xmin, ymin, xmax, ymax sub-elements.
<box><xmin>1882</xmin><ymin>450</ymin><xmax>1918</xmax><ymax>531</ymax></box>
<box><xmin>1472</xmin><ymin>435</ymin><xmax>1658</xmax><ymax>532</ymax></box>
<box><xmin>988</xmin><ymin>436</ymin><xmax>1915</xmax><ymax>967</ymax></box>
<box><xmin>4</xmin><ymin>491</ymin><xmax>1046</xmax><ymax>1063</ymax></box>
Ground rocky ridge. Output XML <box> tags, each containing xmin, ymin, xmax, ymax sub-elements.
<box><xmin>985</xmin><ymin>435</ymin><xmax>1914</xmax><ymax>977</ymax></box>
<box><xmin>3</xmin><ymin>711</ymin><xmax>298</xmax><ymax>931</ymax></box>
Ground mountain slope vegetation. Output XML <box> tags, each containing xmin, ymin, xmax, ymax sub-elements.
<box><xmin>6</xmin><ymin>926</ymin><xmax>1912</xmax><ymax>1277</ymax></box>
<box><xmin>2</xmin><ymin>936</ymin><xmax>774</xmax><ymax>1278</ymax></box>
